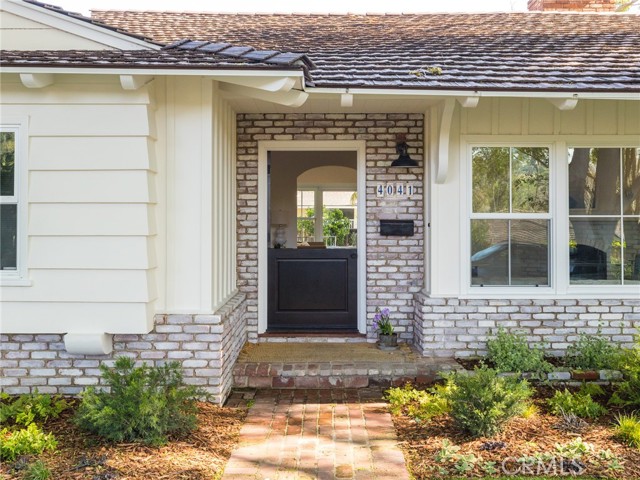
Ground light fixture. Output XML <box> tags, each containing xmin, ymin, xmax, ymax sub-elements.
<box><xmin>391</xmin><ymin>134</ymin><xmax>419</xmax><ymax>168</ymax></box>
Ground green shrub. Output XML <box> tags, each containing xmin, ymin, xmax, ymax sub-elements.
<box><xmin>610</xmin><ymin>337</ymin><xmax>640</xmax><ymax>408</ymax></box>
<box><xmin>614</xmin><ymin>414</ymin><xmax>640</xmax><ymax>449</ymax></box>
<box><xmin>24</xmin><ymin>460</ymin><xmax>51</xmax><ymax>480</ymax></box>
<box><xmin>441</xmin><ymin>366</ymin><xmax>533</xmax><ymax>437</ymax></box>
<box><xmin>386</xmin><ymin>383</ymin><xmax>450</xmax><ymax>421</ymax></box>
<box><xmin>566</xmin><ymin>332</ymin><xmax>619</xmax><ymax>370</ymax></box>
<box><xmin>486</xmin><ymin>328</ymin><xmax>552</xmax><ymax>374</ymax></box>
<box><xmin>0</xmin><ymin>423</ymin><xmax>57</xmax><ymax>461</ymax></box>
<box><xmin>0</xmin><ymin>390</ymin><xmax>69</xmax><ymax>427</ymax></box>
<box><xmin>547</xmin><ymin>385</ymin><xmax>607</xmax><ymax>419</ymax></box>
<box><xmin>75</xmin><ymin>357</ymin><xmax>203</xmax><ymax>445</ymax></box>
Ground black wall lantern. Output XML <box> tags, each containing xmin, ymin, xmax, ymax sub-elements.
<box><xmin>390</xmin><ymin>134</ymin><xmax>418</xmax><ymax>168</ymax></box>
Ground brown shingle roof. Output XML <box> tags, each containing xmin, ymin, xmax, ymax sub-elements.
<box><xmin>88</xmin><ymin>11</ymin><xmax>640</xmax><ymax>92</ymax></box>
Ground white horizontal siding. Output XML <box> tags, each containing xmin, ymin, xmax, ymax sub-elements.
<box><xmin>29</xmin><ymin>204</ymin><xmax>155</xmax><ymax>236</ymax></box>
<box><xmin>1</xmin><ymin>270</ymin><xmax>156</xmax><ymax>302</ymax></box>
<box><xmin>29</xmin><ymin>171</ymin><xmax>155</xmax><ymax>203</ymax></box>
<box><xmin>1</xmin><ymin>104</ymin><xmax>153</xmax><ymax>137</ymax></box>
<box><xmin>29</xmin><ymin>236</ymin><xmax>155</xmax><ymax>269</ymax></box>
<box><xmin>0</xmin><ymin>302</ymin><xmax>156</xmax><ymax>333</ymax></box>
<box><xmin>29</xmin><ymin>137</ymin><xmax>154</xmax><ymax>171</ymax></box>
<box><xmin>1</xmin><ymin>80</ymin><xmax>159</xmax><ymax>335</ymax></box>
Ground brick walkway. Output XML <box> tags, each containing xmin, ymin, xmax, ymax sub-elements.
<box><xmin>222</xmin><ymin>389</ymin><xmax>410</xmax><ymax>480</ymax></box>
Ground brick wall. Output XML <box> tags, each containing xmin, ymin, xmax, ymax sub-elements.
<box><xmin>527</xmin><ymin>0</ymin><xmax>617</xmax><ymax>11</ymax></box>
<box><xmin>236</xmin><ymin>113</ymin><xmax>425</xmax><ymax>342</ymax></box>
<box><xmin>0</xmin><ymin>293</ymin><xmax>247</xmax><ymax>404</ymax></box>
<box><xmin>414</xmin><ymin>292</ymin><xmax>640</xmax><ymax>357</ymax></box>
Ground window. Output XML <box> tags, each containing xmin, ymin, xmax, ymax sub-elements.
<box><xmin>1</xmin><ymin>130</ymin><xmax>18</xmax><ymax>272</ymax></box>
<box><xmin>568</xmin><ymin>148</ymin><xmax>640</xmax><ymax>286</ymax></box>
<box><xmin>1</xmin><ymin>122</ymin><xmax>26</xmax><ymax>283</ymax></box>
<box><xmin>470</xmin><ymin>147</ymin><xmax>550</xmax><ymax>287</ymax></box>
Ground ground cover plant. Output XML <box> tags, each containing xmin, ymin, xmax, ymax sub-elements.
<box><xmin>547</xmin><ymin>384</ymin><xmax>608</xmax><ymax>419</ymax></box>
<box><xmin>388</xmin><ymin>378</ymin><xmax>640</xmax><ymax>479</ymax></box>
<box><xmin>0</xmin><ymin>390</ymin><xmax>69</xmax><ymax>478</ymax></box>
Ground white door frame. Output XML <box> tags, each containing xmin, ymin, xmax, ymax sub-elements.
<box><xmin>257</xmin><ymin>140</ymin><xmax>367</xmax><ymax>334</ymax></box>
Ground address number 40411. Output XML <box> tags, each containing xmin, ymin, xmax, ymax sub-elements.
<box><xmin>376</xmin><ymin>183</ymin><xmax>416</xmax><ymax>198</ymax></box>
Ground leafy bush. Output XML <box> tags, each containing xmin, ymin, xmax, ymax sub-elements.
<box><xmin>75</xmin><ymin>357</ymin><xmax>202</xmax><ymax>445</ymax></box>
<box><xmin>0</xmin><ymin>423</ymin><xmax>57</xmax><ymax>461</ymax></box>
<box><xmin>0</xmin><ymin>390</ymin><xmax>69</xmax><ymax>427</ymax></box>
<box><xmin>547</xmin><ymin>385</ymin><xmax>607</xmax><ymax>419</ymax></box>
<box><xmin>441</xmin><ymin>366</ymin><xmax>533</xmax><ymax>437</ymax></box>
<box><xmin>486</xmin><ymin>328</ymin><xmax>552</xmax><ymax>374</ymax></box>
<box><xmin>614</xmin><ymin>414</ymin><xmax>640</xmax><ymax>449</ymax></box>
<box><xmin>386</xmin><ymin>383</ymin><xmax>450</xmax><ymax>421</ymax></box>
<box><xmin>610</xmin><ymin>337</ymin><xmax>640</xmax><ymax>408</ymax></box>
<box><xmin>566</xmin><ymin>332</ymin><xmax>619</xmax><ymax>370</ymax></box>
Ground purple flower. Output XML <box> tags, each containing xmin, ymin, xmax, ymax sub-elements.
<box><xmin>381</xmin><ymin>308</ymin><xmax>390</xmax><ymax>317</ymax></box>
<box><xmin>374</xmin><ymin>313</ymin><xmax>382</xmax><ymax>321</ymax></box>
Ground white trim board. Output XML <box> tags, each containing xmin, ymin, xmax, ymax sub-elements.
<box><xmin>257</xmin><ymin>140</ymin><xmax>367</xmax><ymax>334</ymax></box>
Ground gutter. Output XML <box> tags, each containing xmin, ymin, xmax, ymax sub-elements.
<box><xmin>309</xmin><ymin>87</ymin><xmax>640</xmax><ymax>101</ymax></box>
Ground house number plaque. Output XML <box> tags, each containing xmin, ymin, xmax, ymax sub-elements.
<box><xmin>376</xmin><ymin>183</ymin><xmax>416</xmax><ymax>198</ymax></box>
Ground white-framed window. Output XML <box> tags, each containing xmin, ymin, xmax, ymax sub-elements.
<box><xmin>568</xmin><ymin>147</ymin><xmax>640</xmax><ymax>287</ymax></box>
<box><xmin>1</xmin><ymin>119</ymin><xmax>28</xmax><ymax>284</ymax></box>
<box><xmin>464</xmin><ymin>141</ymin><xmax>640</xmax><ymax>296</ymax></box>
<box><xmin>469</xmin><ymin>146</ymin><xmax>551</xmax><ymax>287</ymax></box>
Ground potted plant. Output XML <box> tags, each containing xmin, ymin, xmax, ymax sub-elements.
<box><xmin>374</xmin><ymin>307</ymin><xmax>398</xmax><ymax>350</ymax></box>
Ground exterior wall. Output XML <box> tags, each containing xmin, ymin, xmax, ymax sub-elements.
<box><xmin>1</xmin><ymin>74</ymin><xmax>158</xmax><ymax>334</ymax></box>
<box><xmin>428</xmin><ymin>98</ymin><xmax>640</xmax><ymax>298</ymax></box>
<box><xmin>527</xmin><ymin>0</ymin><xmax>617</xmax><ymax>11</ymax></box>
<box><xmin>0</xmin><ymin>4</ymin><xmax>154</xmax><ymax>51</ymax></box>
<box><xmin>0</xmin><ymin>75</ymin><xmax>244</xmax><ymax>402</ymax></box>
<box><xmin>161</xmin><ymin>78</ymin><xmax>238</xmax><ymax>314</ymax></box>
<box><xmin>0</xmin><ymin>292</ymin><xmax>247</xmax><ymax>404</ymax></box>
<box><xmin>237</xmin><ymin>113</ymin><xmax>424</xmax><ymax>342</ymax></box>
<box><xmin>421</xmin><ymin>97</ymin><xmax>640</xmax><ymax>357</ymax></box>
<box><xmin>414</xmin><ymin>294</ymin><xmax>640</xmax><ymax>358</ymax></box>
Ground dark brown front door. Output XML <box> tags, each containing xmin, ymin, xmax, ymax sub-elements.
<box><xmin>267</xmin><ymin>248</ymin><xmax>358</xmax><ymax>331</ymax></box>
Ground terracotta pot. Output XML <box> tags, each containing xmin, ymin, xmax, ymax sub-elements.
<box><xmin>378</xmin><ymin>333</ymin><xmax>398</xmax><ymax>350</ymax></box>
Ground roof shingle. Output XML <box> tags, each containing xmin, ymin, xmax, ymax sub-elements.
<box><xmin>88</xmin><ymin>11</ymin><xmax>640</xmax><ymax>92</ymax></box>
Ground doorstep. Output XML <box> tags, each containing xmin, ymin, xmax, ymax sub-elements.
<box><xmin>232</xmin><ymin>342</ymin><xmax>460</xmax><ymax>389</ymax></box>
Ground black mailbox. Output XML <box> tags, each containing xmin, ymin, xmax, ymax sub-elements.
<box><xmin>380</xmin><ymin>220</ymin><xmax>414</xmax><ymax>236</ymax></box>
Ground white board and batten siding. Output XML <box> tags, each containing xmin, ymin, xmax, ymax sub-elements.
<box><xmin>0</xmin><ymin>76</ymin><xmax>159</xmax><ymax>334</ymax></box>
<box><xmin>428</xmin><ymin>98</ymin><xmax>640</xmax><ymax>297</ymax></box>
<box><xmin>162</xmin><ymin>78</ymin><xmax>238</xmax><ymax>315</ymax></box>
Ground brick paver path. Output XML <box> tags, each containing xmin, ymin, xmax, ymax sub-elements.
<box><xmin>222</xmin><ymin>389</ymin><xmax>410</xmax><ymax>480</ymax></box>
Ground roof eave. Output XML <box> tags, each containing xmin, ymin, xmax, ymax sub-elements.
<box><xmin>309</xmin><ymin>86</ymin><xmax>640</xmax><ymax>100</ymax></box>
